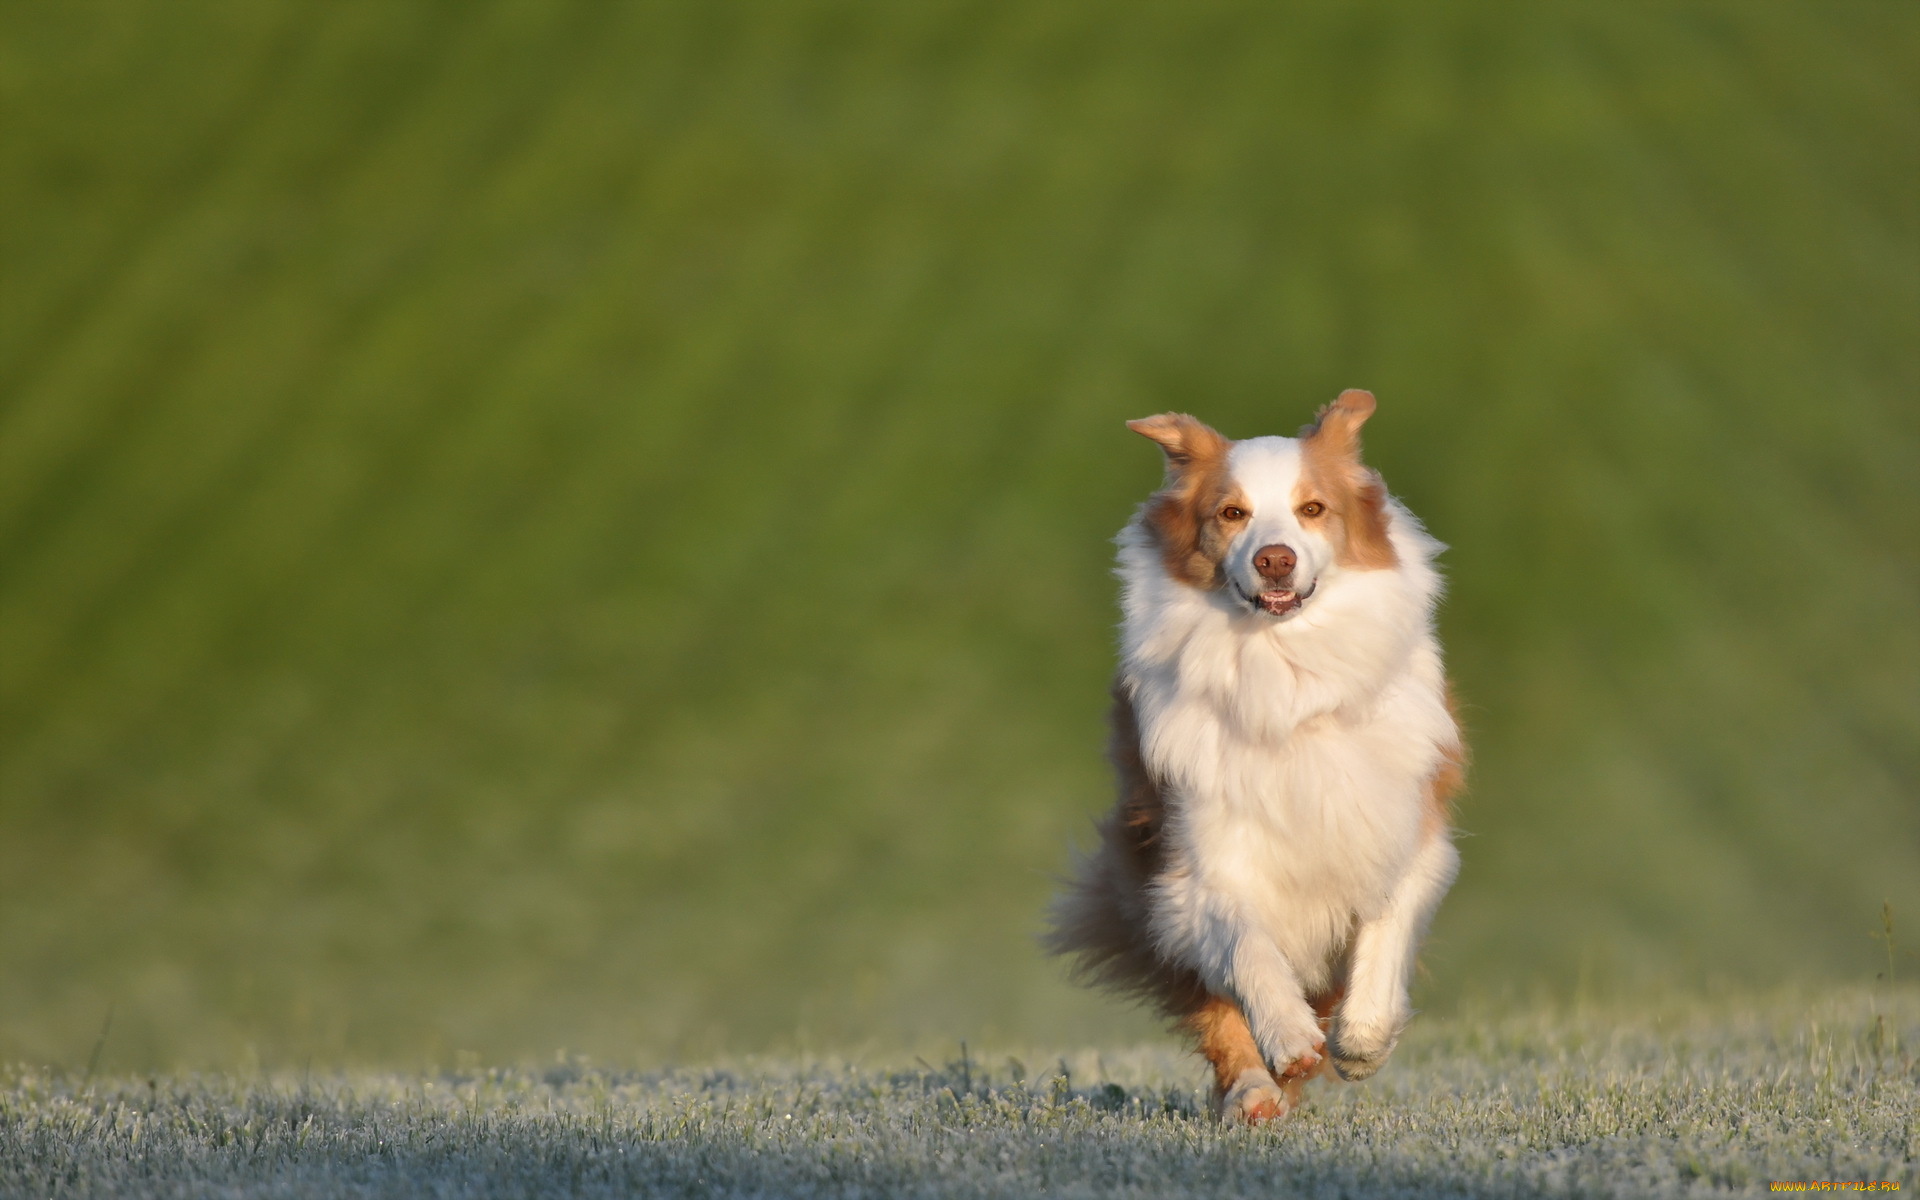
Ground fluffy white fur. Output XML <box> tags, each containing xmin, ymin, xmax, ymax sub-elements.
<box><xmin>1116</xmin><ymin>435</ymin><xmax>1459</xmax><ymax>1077</ymax></box>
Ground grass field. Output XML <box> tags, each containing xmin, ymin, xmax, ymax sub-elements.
<box><xmin>1</xmin><ymin>1</ymin><xmax>1917</xmax><ymax>1069</ymax></box>
<box><xmin>5</xmin><ymin>989</ymin><xmax>1915</xmax><ymax>1198</ymax></box>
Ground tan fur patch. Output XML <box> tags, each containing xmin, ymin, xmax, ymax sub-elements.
<box><xmin>1424</xmin><ymin>681</ymin><xmax>1468</xmax><ymax>837</ymax></box>
<box><xmin>1186</xmin><ymin>994</ymin><xmax>1271</xmax><ymax>1096</ymax></box>
<box><xmin>1297</xmin><ymin>389</ymin><xmax>1397</xmax><ymax>570</ymax></box>
<box><xmin>1125</xmin><ymin>413</ymin><xmax>1244</xmax><ymax>589</ymax></box>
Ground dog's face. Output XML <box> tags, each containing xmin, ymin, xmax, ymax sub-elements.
<box><xmin>1128</xmin><ymin>392</ymin><xmax>1397</xmax><ymax>619</ymax></box>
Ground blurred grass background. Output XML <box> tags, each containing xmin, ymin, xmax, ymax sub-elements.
<box><xmin>0</xmin><ymin>1</ymin><xmax>1915</xmax><ymax>1070</ymax></box>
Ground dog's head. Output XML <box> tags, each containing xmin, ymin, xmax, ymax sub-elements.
<box><xmin>1127</xmin><ymin>391</ymin><xmax>1397</xmax><ymax>619</ymax></box>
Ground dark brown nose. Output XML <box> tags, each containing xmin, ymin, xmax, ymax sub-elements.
<box><xmin>1253</xmin><ymin>544</ymin><xmax>1296</xmax><ymax>583</ymax></box>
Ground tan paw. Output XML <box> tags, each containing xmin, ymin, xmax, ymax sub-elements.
<box><xmin>1217</xmin><ymin>1068</ymin><xmax>1291</xmax><ymax>1125</ymax></box>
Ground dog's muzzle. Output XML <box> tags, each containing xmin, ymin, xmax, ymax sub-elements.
<box><xmin>1236</xmin><ymin>580</ymin><xmax>1317</xmax><ymax>616</ymax></box>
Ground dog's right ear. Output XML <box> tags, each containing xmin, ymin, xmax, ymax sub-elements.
<box><xmin>1299</xmin><ymin>389</ymin><xmax>1376</xmax><ymax>464</ymax></box>
<box><xmin>1126</xmin><ymin>413</ymin><xmax>1229</xmax><ymax>471</ymax></box>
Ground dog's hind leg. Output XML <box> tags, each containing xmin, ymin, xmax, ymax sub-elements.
<box><xmin>1186</xmin><ymin>994</ymin><xmax>1292</xmax><ymax>1123</ymax></box>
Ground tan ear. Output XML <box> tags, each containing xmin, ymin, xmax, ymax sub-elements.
<box><xmin>1125</xmin><ymin>412</ymin><xmax>1229</xmax><ymax>469</ymax></box>
<box><xmin>1300</xmin><ymin>389</ymin><xmax>1376</xmax><ymax>461</ymax></box>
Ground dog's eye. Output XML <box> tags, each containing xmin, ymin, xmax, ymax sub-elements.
<box><xmin>1220</xmin><ymin>506</ymin><xmax>1247</xmax><ymax>521</ymax></box>
<box><xmin>1298</xmin><ymin>501</ymin><xmax>1326</xmax><ymax>518</ymax></box>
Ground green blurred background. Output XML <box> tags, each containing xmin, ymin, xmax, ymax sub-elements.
<box><xmin>2</xmin><ymin>1</ymin><xmax>1915</xmax><ymax>1069</ymax></box>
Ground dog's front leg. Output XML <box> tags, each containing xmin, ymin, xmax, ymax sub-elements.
<box><xmin>1230</xmin><ymin>935</ymin><xmax>1325</xmax><ymax>1079</ymax></box>
<box><xmin>1330</xmin><ymin>830</ymin><xmax>1460</xmax><ymax>1080</ymax></box>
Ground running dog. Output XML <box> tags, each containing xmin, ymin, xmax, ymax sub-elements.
<box><xmin>1046</xmin><ymin>391</ymin><xmax>1463</xmax><ymax>1123</ymax></box>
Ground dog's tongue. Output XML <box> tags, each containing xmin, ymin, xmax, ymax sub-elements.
<box><xmin>1258</xmin><ymin>589</ymin><xmax>1300</xmax><ymax>615</ymax></box>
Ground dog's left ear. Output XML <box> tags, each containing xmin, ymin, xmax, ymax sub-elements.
<box><xmin>1300</xmin><ymin>389</ymin><xmax>1376</xmax><ymax>462</ymax></box>
<box><xmin>1126</xmin><ymin>413</ymin><xmax>1229</xmax><ymax>471</ymax></box>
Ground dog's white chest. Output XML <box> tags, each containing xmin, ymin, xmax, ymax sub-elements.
<box><xmin>1127</xmin><ymin>610</ymin><xmax>1451</xmax><ymax>982</ymax></box>
<box><xmin>1155</xmin><ymin>695</ymin><xmax>1429</xmax><ymax>911</ymax></box>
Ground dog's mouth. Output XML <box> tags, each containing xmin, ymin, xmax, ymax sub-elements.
<box><xmin>1238</xmin><ymin>581</ymin><xmax>1317</xmax><ymax>617</ymax></box>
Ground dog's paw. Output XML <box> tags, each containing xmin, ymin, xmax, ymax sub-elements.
<box><xmin>1277</xmin><ymin>1041</ymin><xmax>1326</xmax><ymax>1081</ymax></box>
<box><xmin>1216</xmin><ymin>1068</ymin><xmax>1291</xmax><ymax>1125</ymax></box>
<box><xmin>1254</xmin><ymin>1008</ymin><xmax>1327</xmax><ymax>1079</ymax></box>
<box><xmin>1328</xmin><ymin>1018</ymin><xmax>1400</xmax><ymax>1082</ymax></box>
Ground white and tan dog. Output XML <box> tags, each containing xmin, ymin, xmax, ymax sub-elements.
<box><xmin>1047</xmin><ymin>391</ymin><xmax>1463</xmax><ymax>1124</ymax></box>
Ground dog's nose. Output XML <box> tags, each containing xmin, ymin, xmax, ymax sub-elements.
<box><xmin>1253</xmin><ymin>544</ymin><xmax>1296</xmax><ymax>583</ymax></box>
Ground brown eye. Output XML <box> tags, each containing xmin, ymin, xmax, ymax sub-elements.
<box><xmin>1298</xmin><ymin>501</ymin><xmax>1326</xmax><ymax>518</ymax></box>
<box><xmin>1220</xmin><ymin>506</ymin><xmax>1247</xmax><ymax>521</ymax></box>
